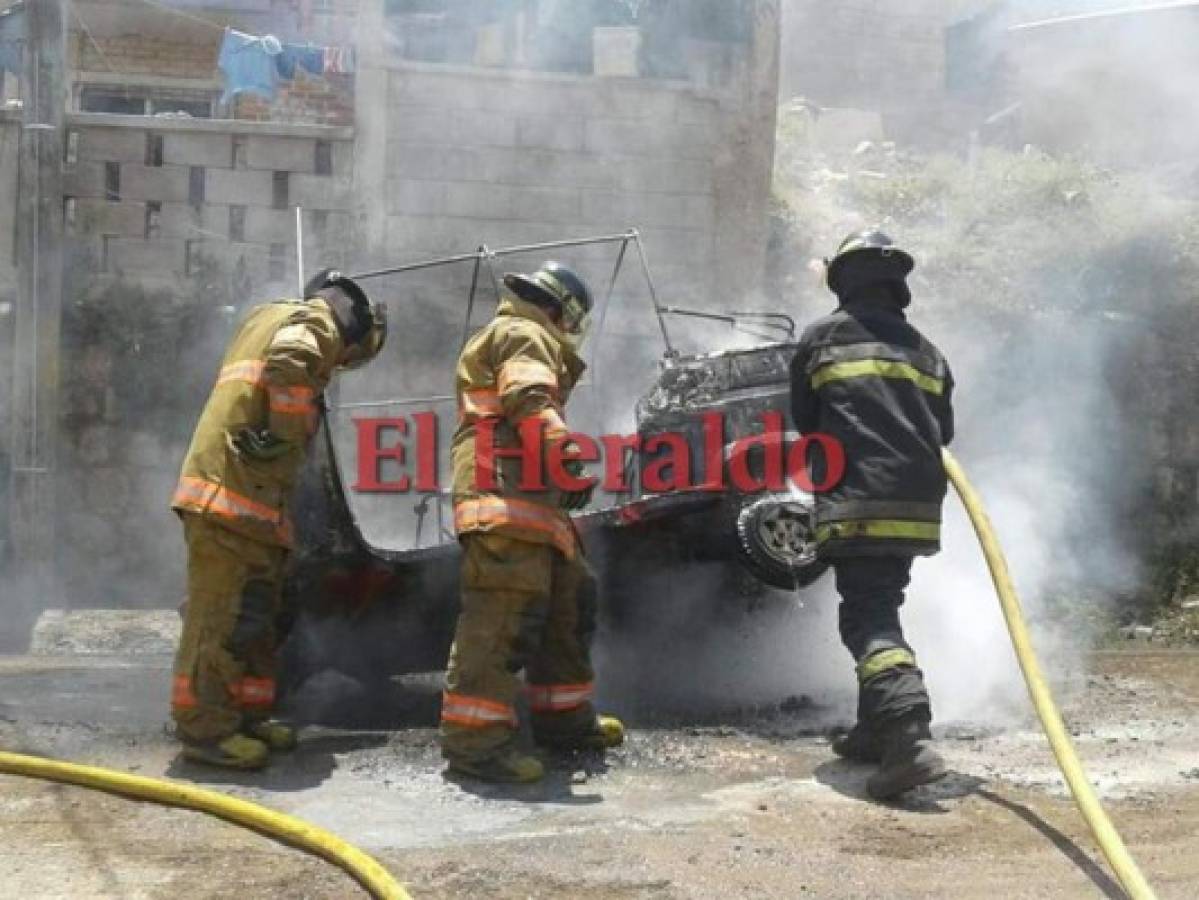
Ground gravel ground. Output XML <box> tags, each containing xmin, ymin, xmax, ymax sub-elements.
<box><xmin>1</xmin><ymin>648</ymin><xmax>1197</xmax><ymax>899</ymax></box>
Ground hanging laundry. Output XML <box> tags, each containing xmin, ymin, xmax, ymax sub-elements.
<box><xmin>323</xmin><ymin>45</ymin><xmax>356</xmax><ymax>76</ymax></box>
<box><xmin>276</xmin><ymin>42</ymin><xmax>325</xmax><ymax>81</ymax></box>
<box><xmin>0</xmin><ymin>1</ymin><xmax>24</xmax><ymax>77</ymax></box>
<box><xmin>217</xmin><ymin>28</ymin><xmax>283</xmax><ymax>103</ymax></box>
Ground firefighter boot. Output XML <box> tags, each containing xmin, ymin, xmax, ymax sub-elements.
<box><xmin>245</xmin><ymin>719</ymin><xmax>298</xmax><ymax>752</ymax></box>
<box><xmin>181</xmin><ymin>733</ymin><xmax>270</xmax><ymax>770</ymax></box>
<box><xmin>866</xmin><ymin>716</ymin><xmax>946</xmax><ymax>799</ymax></box>
<box><xmin>537</xmin><ymin>715</ymin><xmax>625</xmax><ymax>752</ymax></box>
<box><xmin>447</xmin><ymin>748</ymin><xmax>545</xmax><ymax>784</ymax></box>
<box><xmin>831</xmin><ymin>722</ymin><xmax>882</xmax><ymax>764</ymax></box>
<box><xmin>595</xmin><ymin>715</ymin><xmax>626</xmax><ymax>749</ymax></box>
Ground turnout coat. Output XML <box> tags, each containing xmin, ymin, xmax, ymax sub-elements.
<box><xmin>789</xmin><ymin>297</ymin><xmax>954</xmax><ymax>558</ymax></box>
<box><xmin>451</xmin><ymin>294</ymin><xmax>586</xmax><ymax>558</ymax></box>
<box><xmin>171</xmin><ymin>300</ymin><xmax>343</xmax><ymax>547</ymax></box>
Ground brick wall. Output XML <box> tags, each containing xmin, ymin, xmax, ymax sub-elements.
<box><xmin>77</xmin><ymin>32</ymin><xmax>220</xmax><ymax>80</ymax></box>
<box><xmin>233</xmin><ymin>74</ymin><xmax>355</xmax><ymax>126</ymax></box>
<box><xmin>70</xmin><ymin>29</ymin><xmax>354</xmax><ymax>126</ymax></box>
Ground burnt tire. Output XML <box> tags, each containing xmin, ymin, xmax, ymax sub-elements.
<box><xmin>733</xmin><ymin>494</ymin><xmax>828</xmax><ymax>590</ymax></box>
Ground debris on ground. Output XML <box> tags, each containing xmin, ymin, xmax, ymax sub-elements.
<box><xmin>2</xmin><ymin>650</ymin><xmax>1199</xmax><ymax>897</ymax></box>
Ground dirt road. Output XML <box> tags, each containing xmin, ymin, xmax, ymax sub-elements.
<box><xmin>1</xmin><ymin>649</ymin><xmax>1197</xmax><ymax>899</ymax></box>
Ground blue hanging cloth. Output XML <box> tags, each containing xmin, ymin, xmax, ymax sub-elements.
<box><xmin>276</xmin><ymin>43</ymin><xmax>325</xmax><ymax>80</ymax></box>
<box><xmin>218</xmin><ymin>28</ymin><xmax>283</xmax><ymax>103</ymax></box>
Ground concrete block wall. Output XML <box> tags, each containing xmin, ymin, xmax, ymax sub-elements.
<box><xmin>375</xmin><ymin>65</ymin><xmax>729</xmax><ymax>312</ymax></box>
<box><xmin>35</xmin><ymin>9</ymin><xmax>770</xmax><ymax>606</ymax></box>
<box><xmin>781</xmin><ymin>0</ymin><xmax>990</xmax><ymax>142</ymax></box>
<box><xmin>51</xmin><ymin>114</ymin><xmax>358</xmax><ymax>605</ymax></box>
<box><xmin>334</xmin><ymin>57</ymin><xmax>773</xmax><ymax>492</ymax></box>
<box><xmin>64</xmin><ymin>115</ymin><xmax>354</xmax><ymax>289</ymax></box>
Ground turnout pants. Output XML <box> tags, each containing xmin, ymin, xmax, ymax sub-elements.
<box><xmin>171</xmin><ymin>514</ymin><xmax>288</xmax><ymax>743</ymax></box>
<box><xmin>832</xmin><ymin>556</ymin><xmax>932</xmax><ymax>728</ymax></box>
<box><xmin>441</xmin><ymin>533</ymin><xmax>599</xmax><ymax>763</ymax></box>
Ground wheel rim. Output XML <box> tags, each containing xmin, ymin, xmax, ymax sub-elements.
<box><xmin>755</xmin><ymin>503</ymin><xmax>818</xmax><ymax>568</ymax></box>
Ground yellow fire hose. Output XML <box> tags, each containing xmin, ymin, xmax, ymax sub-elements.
<box><xmin>943</xmin><ymin>448</ymin><xmax>1156</xmax><ymax>900</ymax></box>
<box><xmin>0</xmin><ymin>749</ymin><xmax>411</xmax><ymax>900</ymax></box>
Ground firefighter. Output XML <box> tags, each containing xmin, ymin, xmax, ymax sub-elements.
<box><xmin>442</xmin><ymin>261</ymin><xmax>624</xmax><ymax>783</ymax></box>
<box><xmin>169</xmin><ymin>270</ymin><xmax>387</xmax><ymax>769</ymax></box>
<box><xmin>790</xmin><ymin>231</ymin><xmax>954</xmax><ymax>799</ymax></box>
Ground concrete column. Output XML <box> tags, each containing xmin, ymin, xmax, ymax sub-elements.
<box><xmin>352</xmin><ymin>0</ymin><xmax>389</xmax><ymax>267</ymax></box>
<box><xmin>712</xmin><ymin>0</ymin><xmax>781</xmax><ymax>305</ymax></box>
<box><xmin>8</xmin><ymin>0</ymin><xmax>66</xmax><ymax>621</ymax></box>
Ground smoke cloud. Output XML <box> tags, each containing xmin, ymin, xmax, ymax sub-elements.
<box><xmin>586</xmin><ymin>1</ymin><xmax>1196</xmax><ymax>727</ymax></box>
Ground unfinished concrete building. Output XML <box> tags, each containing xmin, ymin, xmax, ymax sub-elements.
<box><xmin>0</xmin><ymin>0</ymin><xmax>781</xmax><ymax>619</ymax></box>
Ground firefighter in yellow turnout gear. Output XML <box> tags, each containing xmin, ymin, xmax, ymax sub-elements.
<box><xmin>170</xmin><ymin>270</ymin><xmax>387</xmax><ymax>769</ymax></box>
<box><xmin>443</xmin><ymin>262</ymin><xmax>624</xmax><ymax>783</ymax></box>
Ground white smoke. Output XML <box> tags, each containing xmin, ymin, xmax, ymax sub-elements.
<box><xmin>634</xmin><ymin>0</ymin><xmax>1199</xmax><ymax>725</ymax></box>
<box><xmin>294</xmin><ymin>2</ymin><xmax>1169</xmax><ymax>733</ymax></box>
<box><xmin>907</xmin><ymin>305</ymin><xmax>1141</xmax><ymax>723</ymax></box>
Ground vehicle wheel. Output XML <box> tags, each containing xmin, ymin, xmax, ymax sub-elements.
<box><xmin>733</xmin><ymin>494</ymin><xmax>828</xmax><ymax>590</ymax></box>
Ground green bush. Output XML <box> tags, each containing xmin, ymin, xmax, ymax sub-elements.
<box><xmin>60</xmin><ymin>252</ymin><xmax>241</xmax><ymax>447</ymax></box>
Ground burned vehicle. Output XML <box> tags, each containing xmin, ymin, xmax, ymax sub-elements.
<box><xmin>280</xmin><ymin>232</ymin><xmax>826</xmax><ymax>689</ymax></box>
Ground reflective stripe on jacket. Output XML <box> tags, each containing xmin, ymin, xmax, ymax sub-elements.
<box><xmin>172</xmin><ymin>299</ymin><xmax>343</xmax><ymax>548</ymax></box>
<box><xmin>451</xmin><ymin>294</ymin><xmax>585</xmax><ymax>557</ymax></box>
<box><xmin>453</xmin><ymin>496</ymin><xmax>577</xmax><ymax>556</ymax></box>
<box><xmin>789</xmin><ymin>296</ymin><xmax>954</xmax><ymax>558</ymax></box>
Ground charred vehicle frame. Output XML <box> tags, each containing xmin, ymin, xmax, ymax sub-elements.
<box><xmin>281</xmin><ymin>230</ymin><xmax>827</xmax><ymax>690</ymax></box>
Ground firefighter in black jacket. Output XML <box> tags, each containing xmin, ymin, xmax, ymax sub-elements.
<box><xmin>790</xmin><ymin>231</ymin><xmax>954</xmax><ymax>799</ymax></box>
